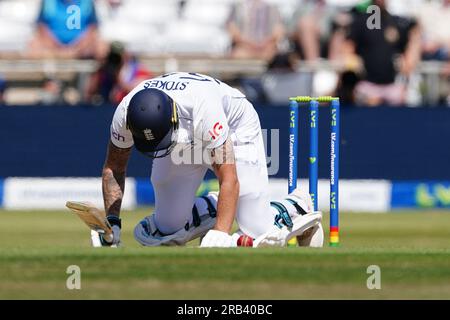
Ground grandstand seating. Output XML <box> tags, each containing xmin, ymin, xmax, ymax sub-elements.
<box><xmin>0</xmin><ymin>0</ymin><xmax>40</xmax><ymax>52</ymax></box>
<box><xmin>0</xmin><ymin>0</ymin><xmax>448</xmax><ymax>106</ymax></box>
<box><xmin>96</xmin><ymin>0</ymin><xmax>233</xmax><ymax>55</ymax></box>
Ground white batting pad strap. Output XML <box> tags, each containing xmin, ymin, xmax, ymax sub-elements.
<box><xmin>192</xmin><ymin>192</ymin><xmax>218</xmax><ymax>223</ymax></box>
<box><xmin>273</xmin><ymin>199</ymin><xmax>303</xmax><ymax>217</ymax></box>
<box><xmin>134</xmin><ymin>212</ymin><xmax>216</xmax><ymax>247</ymax></box>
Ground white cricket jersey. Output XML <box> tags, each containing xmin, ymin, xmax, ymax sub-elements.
<box><xmin>110</xmin><ymin>72</ymin><xmax>261</xmax><ymax>150</ymax></box>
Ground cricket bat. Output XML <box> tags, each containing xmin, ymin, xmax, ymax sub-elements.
<box><xmin>66</xmin><ymin>201</ymin><xmax>113</xmax><ymax>243</ymax></box>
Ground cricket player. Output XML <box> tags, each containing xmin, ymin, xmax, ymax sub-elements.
<box><xmin>98</xmin><ymin>72</ymin><xmax>323</xmax><ymax>247</ymax></box>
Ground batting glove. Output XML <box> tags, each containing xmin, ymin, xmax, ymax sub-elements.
<box><xmin>98</xmin><ymin>216</ymin><xmax>121</xmax><ymax>247</ymax></box>
<box><xmin>200</xmin><ymin>230</ymin><xmax>233</xmax><ymax>248</ymax></box>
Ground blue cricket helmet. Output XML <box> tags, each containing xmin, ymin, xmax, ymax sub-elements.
<box><xmin>126</xmin><ymin>88</ymin><xmax>179</xmax><ymax>158</ymax></box>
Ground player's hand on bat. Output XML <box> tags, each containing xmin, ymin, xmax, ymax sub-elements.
<box><xmin>66</xmin><ymin>201</ymin><xmax>122</xmax><ymax>248</ymax></box>
<box><xmin>96</xmin><ymin>216</ymin><xmax>122</xmax><ymax>247</ymax></box>
<box><xmin>200</xmin><ymin>229</ymin><xmax>234</xmax><ymax>247</ymax></box>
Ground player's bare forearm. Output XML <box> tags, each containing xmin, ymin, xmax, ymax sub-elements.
<box><xmin>215</xmin><ymin>174</ymin><xmax>239</xmax><ymax>233</ymax></box>
<box><xmin>102</xmin><ymin>141</ymin><xmax>132</xmax><ymax>217</ymax></box>
<box><xmin>102</xmin><ymin>168</ymin><xmax>125</xmax><ymax>217</ymax></box>
<box><xmin>211</xmin><ymin>138</ymin><xmax>239</xmax><ymax>233</ymax></box>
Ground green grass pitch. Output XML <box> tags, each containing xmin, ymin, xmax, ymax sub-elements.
<box><xmin>0</xmin><ymin>208</ymin><xmax>449</xmax><ymax>299</ymax></box>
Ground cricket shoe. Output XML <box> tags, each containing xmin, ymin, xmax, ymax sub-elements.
<box><xmin>253</xmin><ymin>211</ymin><xmax>322</xmax><ymax>247</ymax></box>
<box><xmin>286</xmin><ymin>188</ymin><xmax>324</xmax><ymax>247</ymax></box>
<box><xmin>296</xmin><ymin>223</ymin><xmax>324</xmax><ymax>247</ymax></box>
<box><xmin>253</xmin><ymin>189</ymin><xmax>323</xmax><ymax>247</ymax></box>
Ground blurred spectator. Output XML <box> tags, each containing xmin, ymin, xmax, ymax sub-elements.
<box><xmin>343</xmin><ymin>0</ymin><xmax>421</xmax><ymax>106</ymax></box>
<box><xmin>413</xmin><ymin>0</ymin><xmax>450</xmax><ymax>106</ymax></box>
<box><xmin>100</xmin><ymin>0</ymin><xmax>123</xmax><ymax>19</ymax></box>
<box><xmin>237</xmin><ymin>52</ymin><xmax>298</xmax><ymax>104</ymax></box>
<box><xmin>28</xmin><ymin>0</ymin><xmax>106</xmax><ymax>59</ymax></box>
<box><xmin>267</xmin><ymin>53</ymin><xmax>298</xmax><ymax>72</ymax></box>
<box><xmin>290</xmin><ymin>0</ymin><xmax>349</xmax><ymax>61</ymax></box>
<box><xmin>0</xmin><ymin>76</ymin><xmax>5</xmax><ymax>105</ymax></box>
<box><xmin>335</xmin><ymin>70</ymin><xmax>360</xmax><ymax>106</ymax></box>
<box><xmin>227</xmin><ymin>0</ymin><xmax>285</xmax><ymax>61</ymax></box>
<box><xmin>85</xmin><ymin>42</ymin><xmax>152</xmax><ymax>105</ymax></box>
<box><xmin>414</xmin><ymin>0</ymin><xmax>450</xmax><ymax>61</ymax></box>
<box><xmin>39</xmin><ymin>77</ymin><xmax>64</xmax><ymax>105</ymax></box>
<box><xmin>106</xmin><ymin>0</ymin><xmax>123</xmax><ymax>12</ymax></box>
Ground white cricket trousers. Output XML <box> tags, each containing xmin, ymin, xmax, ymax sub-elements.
<box><xmin>150</xmin><ymin>101</ymin><xmax>276</xmax><ymax>238</ymax></box>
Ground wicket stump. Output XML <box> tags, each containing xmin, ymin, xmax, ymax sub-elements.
<box><xmin>288</xmin><ymin>96</ymin><xmax>340</xmax><ymax>247</ymax></box>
